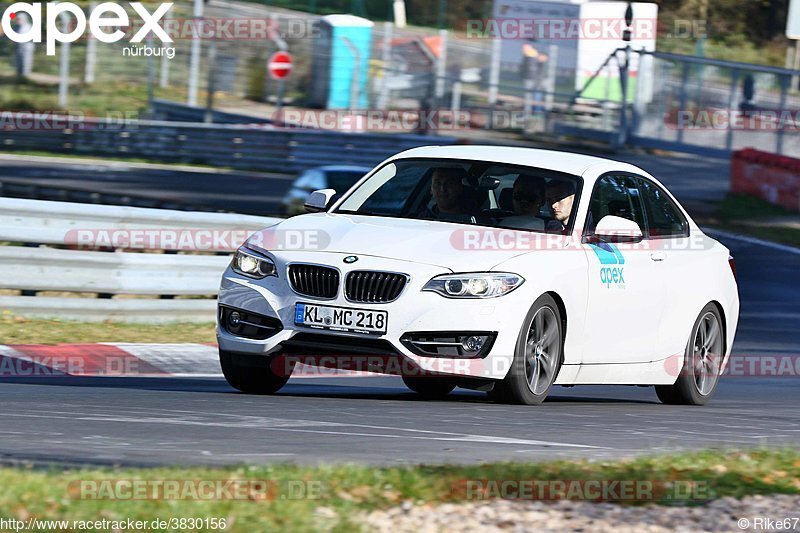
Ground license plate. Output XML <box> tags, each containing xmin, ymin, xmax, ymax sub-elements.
<box><xmin>294</xmin><ymin>303</ymin><xmax>388</xmax><ymax>335</ymax></box>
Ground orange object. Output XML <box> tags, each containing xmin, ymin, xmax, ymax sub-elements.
<box><xmin>731</xmin><ymin>149</ymin><xmax>800</xmax><ymax>212</ymax></box>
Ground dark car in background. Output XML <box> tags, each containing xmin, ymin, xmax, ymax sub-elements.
<box><xmin>281</xmin><ymin>165</ymin><xmax>371</xmax><ymax>215</ymax></box>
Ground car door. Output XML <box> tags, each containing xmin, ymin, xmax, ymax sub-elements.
<box><xmin>580</xmin><ymin>174</ymin><xmax>668</xmax><ymax>364</ymax></box>
<box><xmin>633</xmin><ymin>175</ymin><xmax>693</xmax><ymax>361</ymax></box>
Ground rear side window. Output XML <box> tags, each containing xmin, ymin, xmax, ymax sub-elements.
<box><xmin>585</xmin><ymin>175</ymin><xmax>646</xmax><ymax>235</ymax></box>
<box><xmin>636</xmin><ymin>179</ymin><xmax>689</xmax><ymax>238</ymax></box>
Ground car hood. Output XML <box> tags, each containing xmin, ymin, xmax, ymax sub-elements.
<box><xmin>246</xmin><ymin>213</ymin><xmax>540</xmax><ymax>271</ymax></box>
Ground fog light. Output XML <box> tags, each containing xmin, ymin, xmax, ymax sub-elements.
<box><xmin>462</xmin><ymin>335</ymin><xmax>485</xmax><ymax>352</ymax></box>
<box><xmin>229</xmin><ymin>311</ymin><xmax>242</xmax><ymax>328</ymax></box>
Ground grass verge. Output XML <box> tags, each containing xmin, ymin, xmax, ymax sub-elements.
<box><xmin>0</xmin><ymin>315</ymin><xmax>216</xmax><ymax>344</ymax></box>
<box><xmin>0</xmin><ymin>449</ymin><xmax>798</xmax><ymax>532</ymax></box>
<box><xmin>700</xmin><ymin>194</ymin><xmax>800</xmax><ymax>248</ymax></box>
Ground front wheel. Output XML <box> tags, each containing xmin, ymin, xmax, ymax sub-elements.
<box><xmin>655</xmin><ymin>303</ymin><xmax>724</xmax><ymax>406</ymax></box>
<box><xmin>493</xmin><ymin>294</ymin><xmax>563</xmax><ymax>405</ymax></box>
<box><xmin>220</xmin><ymin>350</ymin><xmax>290</xmax><ymax>394</ymax></box>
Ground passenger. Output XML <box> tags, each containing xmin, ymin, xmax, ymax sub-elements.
<box><xmin>501</xmin><ymin>174</ymin><xmax>546</xmax><ymax>230</ymax></box>
<box><xmin>545</xmin><ymin>180</ymin><xmax>576</xmax><ymax>232</ymax></box>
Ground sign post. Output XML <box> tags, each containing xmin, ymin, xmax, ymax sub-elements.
<box><xmin>787</xmin><ymin>0</ymin><xmax>800</xmax><ymax>90</ymax></box>
<box><xmin>268</xmin><ymin>51</ymin><xmax>293</xmax><ymax>116</ymax></box>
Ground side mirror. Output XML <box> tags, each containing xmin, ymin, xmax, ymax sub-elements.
<box><xmin>591</xmin><ymin>215</ymin><xmax>643</xmax><ymax>243</ymax></box>
<box><xmin>304</xmin><ymin>189</ymin><xmax>337</xmax><ymax>213</ymax></box>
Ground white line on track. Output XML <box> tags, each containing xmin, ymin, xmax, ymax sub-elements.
<box><xmin>704</xmin><ymin>228</ymin><xmax>800</xmax><ymax>255</ymax></box>
<box><xmin>1</xmin><ymin>410</ymin><xmax>600</xmax><ymax>449</ymax></box>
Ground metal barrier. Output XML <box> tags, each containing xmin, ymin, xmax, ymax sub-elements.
<box><xmin>0</xmin><ymin>197</ymin><xmax>282</xmax><ymax>322</ymax></box>
<box><xmin>150</xmin><ymin>99</ymin><xmax>274</xmax><ymax>125</ymax></box>
<box><xmin>556</xmin><ymin>49</ymin><xmax>800</xmax><ymax>158</ymax></box>
<box><xmin>0</xmin><ymin>117</ymin><xmax>454</xmax><ymax>173</ymax></box>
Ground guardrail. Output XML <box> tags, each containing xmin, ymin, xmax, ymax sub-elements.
<box><xmin>150</xmin><ymin>99</ymin><xmax>274</xmax><ymax>125</ymax></box>
<box><xmin>0</xmin><ymin>178</ymin><xmax>213</xmax><ymax>212</ymax></box>
<box><xmin>0</xmin><ymin>116</ymin><xmax>455</xmax><ymax>173</ymax></box>
<box><xmin>0</xmin><ymin>197</ymin><xmax>282</xmax><ymax>323</ymax></box>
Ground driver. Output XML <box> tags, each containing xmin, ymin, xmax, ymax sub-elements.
<box><xmin>421</xmin><ymin>167</ymin><xmax>474</xmax><ymax>221</ymax></box>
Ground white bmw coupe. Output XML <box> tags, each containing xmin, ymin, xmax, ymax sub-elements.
<box><xmin>217</xmin><ymin>146</ymin><xmax>739</xmax><ymax>405</ymax></box>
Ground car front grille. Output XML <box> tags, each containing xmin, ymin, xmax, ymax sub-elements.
<box><xmin>288</xmin><ymin>264</ymin><xmax>340</xmax><ymax>299</ymax></box>
<box><xmin>345</xmin><ymin>271</ymin><xmax>408</xmax><ymax>303</ymax></box>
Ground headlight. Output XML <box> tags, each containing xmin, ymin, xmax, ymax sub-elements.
<box><xmin>422</xmin><ymin>273</ymin><xmax>524</xmax><ymax>298</ymax></box>
<box><xmin>232</xmin><ymin>247</ymin><xmax>276</xmax><ymax>279</ymax></box>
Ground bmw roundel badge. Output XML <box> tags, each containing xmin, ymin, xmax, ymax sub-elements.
<box><xmin>343</xmin><ymin>256</ymin><xmax>358</xmax><ymax>264</ymax></box>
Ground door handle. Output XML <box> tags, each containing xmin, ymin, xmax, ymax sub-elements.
<box><xmin>650</xmin><ymin>251</ymin><xmax>667</xmax><ymax>262</ymax></box>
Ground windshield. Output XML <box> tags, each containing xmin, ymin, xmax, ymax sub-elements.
<box><xmin>333</xmin><ymin>158</ymin><xmax>582</xmax><ymax>233</ymax></box>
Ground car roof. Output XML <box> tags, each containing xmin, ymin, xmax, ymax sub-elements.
<box><xmin>388</xmin><ymin>145</ymin><xmax>645</xmax><ymax>179</ymax></box>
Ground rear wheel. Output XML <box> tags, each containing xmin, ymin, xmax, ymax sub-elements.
<box><xmin>220</xmin><ymin>350</ymin><xmax>290</xmax><ymax>394</ymax></box>
<box><xmin>655</xmin><ymin>304</ymin><xmax>724</xmax><ymax>406</ymax></box>
<box><xmin>402</xmin><ymin>376</ymin><xmax>456</xmax><ymax>399</ymax></box>
<box><xmin>493</xmin><ymin>294</ymin><xmax>563</xmax><ymax>405</ymax></box>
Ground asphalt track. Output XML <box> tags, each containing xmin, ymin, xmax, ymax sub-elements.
<box><xmin>0</xmin><ymin>148</ymin><xmax>728</xmax><ymax>217</ymax></box>
<box><xmin>0</xmin><ymin>154</ymin><xmax>295</xmax><ymax>215</ymax></box>
<box><xmin>0</xmin><ymin>232</ymin><xmax>797</xmax><ymax>467</ymax></box>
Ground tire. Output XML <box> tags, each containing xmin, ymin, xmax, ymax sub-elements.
<box><xmin>655</xmin><ymin>303</ymin><xmax>724</xmax><ymax>406</ymax></box>
<box><xmin>493</xmin><ymin>294</ymin><xmax>563</xmax><ymax>405</ymax></box>
<box><xmin>402</xmin><ymin>376</ymin><xmax>456</xmax><ymax>399</ymax></box>
<box><xmin>220</xmin><ymin>350</ymin><xmax>291</xmax><ymax>394</ymax></box>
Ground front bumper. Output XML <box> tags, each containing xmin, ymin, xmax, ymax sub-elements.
<box><xmin>216</xmin><ymin>252</ymin><xmax>528</xmax><ymax>380</ymax></box>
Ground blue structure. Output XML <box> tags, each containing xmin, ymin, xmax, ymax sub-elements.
<box><xmin>310</xmin><ymin>15</ymin><xmax>373</xmax><ymax>109</ymax></box>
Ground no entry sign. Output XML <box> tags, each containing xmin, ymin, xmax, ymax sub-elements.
<box><xmin>268</xmin><ymin>51</ymin><xmax>293</xmax><ymax>80</ymax></box>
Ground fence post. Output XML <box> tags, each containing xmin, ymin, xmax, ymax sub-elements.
<box><xmin>434</xmin><ymin>29</ymin><xmax>448</xmax><ymax>106</ymax></box>
<box><xmin>451</xmin><ymin>81</ymin><xmax>462</xmax><ymax>111</ymax></box>
<box><xmin>676</xmin><ymin>61</ymin><xmax>689</xmax><ymax>145</ymax></box>
<box><xmin>488</xmin><ymin>38</ymin><xmax>501</xmax><ymax>105</ymax></box>
<box><xmin>776</xmin><ymin>74</ymin><xmax>788</xmax><ymax>155</ymax></box>
<box><xmin>187</xmin><ymin>0</ymin><xmax>204</xmax><ymax>106</ymax></box>
<box><xmin>146</xmin><ymin>34</ymin><xmax>155</xmax><ymax>117</ymax></box>
<box><xmin>725</xmin><ymin>68</ymin><xmax>739</xmax><ymax>152</ymax></box>
<box><xmin>603</xmin><ymin>63</ymin><xmax>612</xmax><ymax>131</ymax></box>
<box><xmin>377</xmin><ymin>22</ymin><xmax>392</xmax><ymax>110</ymax></box>
<box><xmin>58</xmin><ymin>12</ymin><xmax>71</xmax><ymax>108</ymax></box>
<box><xmin>84</xmin><ymin>2</ymin><xmax>97</xmax><ymax>84</ymax></box>
<box><xmin>545</xmin><ymin>44</ymin><xmax>558</xmax><ymax>112</ymax></box>
<box><xmin>204</xmin><ymin>33</ymin><xmax>218</xmax><ymax>123</ymax></box>
<box><xmin>523</xmin><ymin>78</ymin><xmax>533</xmax><ymax>129</ymax></box>
<box><xmin>13</xmin><ymin>14</ymin><xmax>34</xmax><ymax>78</ymax></box>
<box><xmin>160</xmin><ymin>52</ymin><xmax>170</xmax><ymax>88</ymax></box>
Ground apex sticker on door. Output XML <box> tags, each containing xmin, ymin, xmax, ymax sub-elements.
<box><xmin>589</xmin><ymin>243</ymin><xmax>626</xmax><ymax>289</ymax></box>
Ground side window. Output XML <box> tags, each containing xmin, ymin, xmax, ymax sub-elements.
<box><xmin>585</xmin><ymin>175</ymin><xmax>646</xmax><ymax>235</ymax></box>
<box><xmin>637</xmin><ymin>179</ymin><xmax>689</xmax><ymax>238</ymax></box>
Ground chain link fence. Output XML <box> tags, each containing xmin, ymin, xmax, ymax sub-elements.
<box><xmin>2</xmin><ymin>0</ymin><xmax>799</xmax><ymax>156</ymax></box>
